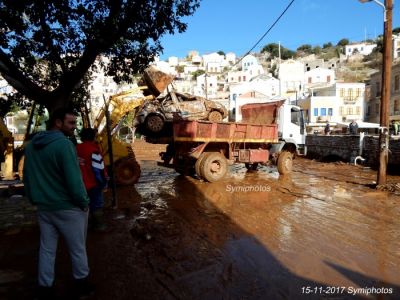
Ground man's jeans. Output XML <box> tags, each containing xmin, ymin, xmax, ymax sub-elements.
<box><xmin>37</xmin><ymin>208</ymin><xmax>89</xmax><ymax>287</ymax></box>
<box><xmin>88</xmin><ymin>187</ymin><xmax>104</xmax><ymax>212</ymax></box>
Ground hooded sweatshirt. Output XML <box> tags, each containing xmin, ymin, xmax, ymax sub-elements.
<box><xmin>23</xmin><ymin>130</ymin><xmax>89</xmax><ymax>211</ymax></box>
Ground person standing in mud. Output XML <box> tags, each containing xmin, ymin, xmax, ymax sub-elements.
<box><xmin>76</xmin><ymin>128</ymin><xmax>108</xmax><ymax>231</ymax></box>
<box><xmin>324</xmin><ymin>121</ymin><xmax>331</xmax><ymax>135</ymax></box>
<box><xmin>23</xmin><ymin>108</ymin><xmax>94</xmax><ymax>299</ymax></box>
<box><xmin>349</xmin><ymin>120</ymin><xmax>358</xmax><ymax>135</ymax></box>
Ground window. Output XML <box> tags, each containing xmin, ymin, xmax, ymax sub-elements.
<box><xmin>291</xmin><ymin>108</ymin><xmax>300</xmax><ymax>125</ymax></box>
<box><xmin>327</xmin><ymin>75</ymin><xmax>331</xmax><ymax>82</ymax></box>
<box><xmin>340</xmin><ymin>89</ymin><xmax>345</xmax><ymax>97</ymax></box>
<box><xmin>339</xmin><ymin>106</ymin><xmax>344</xmax><ymax>115</ymax></box>
<box><xmin>308</xmin><ymin>77</ymin><xmax>312</xmax><ymax>84</ymax></box>
<box><xmin>328</xmin><ymin>108</ymin><xmax>333</xmax><ymax>116</ymax></box>
<box><xmin>376</xmin><ymin>82</ymin><xmax>381</xmax><ymax>97</ymax></box>
<box><xmin>314</xmin><ymin>108</ymin><xmax>318</xmax><ymax>116</ymax></box>
<box><xmin>347</xmin><ymin>107</ymin><xmax>353</xmax><ymax>115</ymax></box>
<box><xmin>356</xmin><ymin>88</ymin><xmax>361</xmax><ymax>97</ymax></box>
<box><xmin>395</xmin><ymin>75</ymin><xmax>400</xmax><ymax>91</ymax></box>
<box><xmin>375</xmin><ymin>103</ymin><xmax>379</xmax><ymax>115</ymax></box>
<box><xmin>243</xmin><ymin>76</ymin><xmax>246</xmax><ymax>81</ymax></box>
<box><xmin>348</xmin><ymin>89</ymin><xmax>353</xmax><ymax>99</ymax></box>
<box><xmin>394</xmin><ymin>99</ymin><xmax>399</xmax><ymax>112</ymax></box>
<box><xmin>321</xmin><ymin>108</ymin><xmax>327</xmax><ymax>116</ymax></box>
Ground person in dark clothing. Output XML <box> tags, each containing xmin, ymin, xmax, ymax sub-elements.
<box><xmin>23</xmin><ymin>108</ymin><xmax>94</xmax><ymax>299</ymax></box>
<box><xmin>349</xmin><ymin>120</ymin><xmax>359</xmax><ymax>135</ymax></box>
<box><xmin>76</xmin><ymin>128</ymin><xmax>108</xmax><ymax>231</ymax></box>
<box><xmin>324</xmin><ymin>121</ymin><xmax>331</xmax><ymax>135</ymax></box>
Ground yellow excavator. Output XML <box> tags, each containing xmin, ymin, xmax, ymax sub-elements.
<box><xmin>92</xmin><ymin>66</ymin><xmax>174</xmax><ymax>185</ymax></box>
<box><xmin>0</xmin><ymin>117</ymin><xmax>14</xmax><ymax>179</ymax></box>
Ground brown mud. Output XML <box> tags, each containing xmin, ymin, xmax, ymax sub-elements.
<box><xmin>1</xmin><ymin>142</ymin><xmax>399</xmax><ymax>299</ymax></box>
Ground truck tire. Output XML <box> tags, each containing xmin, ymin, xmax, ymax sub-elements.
<box><xmin>114</xmin><ymin>157</ymin><xmax>141</xmax><ymax>185</ymax></box>
<box><xmin>145</xmin><ymin>114</ymin><xmax>164</xmax><ymax>133</ymax></box>
<box><xmin>195</xmin><ymin>152</ymin><xmax>208</xmax><ymax>179</ymax></box>
<box><xmin>208</xmin><ymin>111</ymin><xmax>223</xmax><ymax>122</ymax></box>
<box><xmin>200</xmin><ymin>152</ymin><xmax>227</xmax><ymax>182</ymax></box>
<box><xmin>277</xmin><ymin>151</ymin><xmax>293</xmax><ymax>175</ymax></box>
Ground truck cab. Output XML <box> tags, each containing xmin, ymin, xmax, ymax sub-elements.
<box><xmin>276</xmin><ymin>103</ymin><xmax>307</xmax><ymax>155</ymax></box>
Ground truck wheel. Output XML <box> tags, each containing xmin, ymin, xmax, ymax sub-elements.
<box><xmin>277</xmin><ymin>151</ymin><xmax>293</xmax><ymax>175</ymax></box>
<box><xmin>145</xmin><ymin>115</ymin><xmax>164</xmax><ymax>133</ymax></box>
<box><xmin>195</xmin><ymin>152</ymin><xmax>208</xmax><ymax>179</ymax></box>
<box><xmin>114</xmin><ymin>157</ymin><xmax>141</xmax><ymax>185</ymax></box>
<box><xmin>200</xmin><ymin>152</ymin><xmax>227</xmax><ymax>182</ymax></box>
<box><xmin>245</xmin><ymin>162</ymin><xmax>258</xmax><ymax>171</ymax></box>
<box><xmin>208</xmin><ymin>111</ymin><xmax>223</xmax><ymax>122</ymax></box>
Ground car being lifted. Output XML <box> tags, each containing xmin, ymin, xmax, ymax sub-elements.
<box><xmin>136</xmin><ymin>90</ymin><xmax>228</xmax><ymax>134</ymax></box>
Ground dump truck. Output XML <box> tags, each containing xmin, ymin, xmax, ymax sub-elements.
<box><xmin>160</xmin><ymin>100</ymin><xmax>306</xmax><ymax>182</ymax></box>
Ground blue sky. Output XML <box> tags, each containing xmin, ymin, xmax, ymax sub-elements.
<box><xmin>159</xmin><ymin>0</ymin><xmax>400</xmax><ymax>60</ymax></box>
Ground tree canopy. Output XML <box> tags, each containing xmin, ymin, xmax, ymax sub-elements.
<box><xmin>0</xmin><ymin>0</ymin><xmax>200</xmax><ymax>113</ymax></box>
<box><xmin>337</xmin><ymin>38</ymin><xmax>350</xmax><ymax>47</ymax></box>
<box><xmin>261</xmin><ymin>43</ymin><xmax>295</xmax><ymax>60</ymax></box>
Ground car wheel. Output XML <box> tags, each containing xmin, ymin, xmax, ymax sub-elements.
<box><xmin>208</xmin><ymin>110</ymin><xmax>223</xmax><ymax>122</ymax></box>
<box><xmin>145</xmin><ymin>115</ymin><xmax>164</xmax><ymax>133</ymax></box>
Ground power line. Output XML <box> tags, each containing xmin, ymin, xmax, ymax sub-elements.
<box><xmin>233</xmin><ymin>0</ymin><xmax>296</xmax><ymax>68</ymax></box>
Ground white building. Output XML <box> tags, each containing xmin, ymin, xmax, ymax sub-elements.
<box><xmin>298</xmin><ymin>82</ymin><xmax>366</xmax><ymax>125</ymax></box>
<box><xmin>168</xmin><ymin>56</ymin><xmax>179</xmax><ymax>67</ymax></box>
<box><xmin>225</xmin><ymin>52</ymin><xmax>236</xmax><ymax>65</ymax></box>
<box><xmin>345</xmin><ymin>43</ymin><xmax>377</xmax><ymax>57</ymax></box>
<box><xmin>229</xmin><ymin>75</ymin><xmax>280</xmax><ymax>120</ymax></box>
<box><xmin>194</xmin><ymin>74</ymin><xmax>218</xmax><ymax>99</ymax></box>
<box><xmin>173</xmin><ymin>79</ymin><xmax>194</xmax><ymax>95</ymax></box>
<box><xmin>393</xmin><ymin>35</ymin><xmax>400</xmax><ymax>60</ymax></box>
<box><xmin>304</xmin><ymin>67</ymin><xmax>335</xmax><ymax>89</ymax></box>
<box><xmin>278</xmin><ymin>59</ymin><xmax>305</xmax><ymax>100</ymax></box>
<box><xmin>203</xmin><ymin>52</ymin><xmax>224</xmax><ymax>66</ymax></box>
<box><xmin>241</xmin><ymin>54</ymin><xmax>259</xmax><ymax>72</ymax></box>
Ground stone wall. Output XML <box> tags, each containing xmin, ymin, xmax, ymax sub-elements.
<box><xmin>306</xmin><ymin>135</ymin><xmax>400</xmax><ymax>166</ymax></box>
<box><xmin>363</xmin><ymin>136</ymin><xmax>400</xmax><ymax>167</ymax></box>
<box><xmin>306</xmin><ymin>135</ymin><xmax>361</xmax><ymax>162</ymax></box>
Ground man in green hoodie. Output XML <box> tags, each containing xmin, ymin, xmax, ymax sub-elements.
<box><xmin>23</xmin><ymin>108</ymin><xmax>93</xmax><ymax>299</ymax></box>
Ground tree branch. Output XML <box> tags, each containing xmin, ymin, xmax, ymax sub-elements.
<box><xmin>0</xmin><ymin>49</ymin><xmax>50</xmax><ymax>102</ymax></box>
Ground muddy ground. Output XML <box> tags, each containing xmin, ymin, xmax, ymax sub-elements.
<box><xmin>1</xmin><ymin>141</ymin><xmax>400</xmax><ymax>300</ymax></box>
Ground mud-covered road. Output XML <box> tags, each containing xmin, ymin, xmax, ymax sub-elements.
<box><xmin>1</xmin><ymin>152</ymin><xmax>400</xmax><ymax>299</ymax></box>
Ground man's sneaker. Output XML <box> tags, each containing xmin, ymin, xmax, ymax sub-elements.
<box><xmin>74</xmin><ymin>276</ymin><xmax>95</xmax><ymax>299</ymax></box>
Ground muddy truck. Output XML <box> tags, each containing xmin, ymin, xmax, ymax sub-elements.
<box><xmin>161</xmin><ymin>99</ymin><xmax>306</xmax><ymax>182</ymax></box>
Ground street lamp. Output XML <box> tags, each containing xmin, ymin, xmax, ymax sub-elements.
<box><xmin>359</xmin><ymin>0</ymin><xmax>393</xmax><ymax>186</ymax></box>
<box><xmin>359</xmin><ymin>0</ymin><xmax>387</xmax><ymax>21</ymax></box>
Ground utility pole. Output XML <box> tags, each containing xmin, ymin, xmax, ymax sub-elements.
<box><xmin>377</xmin><ymin>0</ymin><xmax>392</xmax><ymax>185</ymax></box>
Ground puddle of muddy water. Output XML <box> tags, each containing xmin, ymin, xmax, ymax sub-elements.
<box><xmin>128</xmin><ymin>159</ymin><xmax>400</xmax><ymax>299</ymax></box>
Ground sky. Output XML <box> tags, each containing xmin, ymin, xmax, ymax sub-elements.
<box><xmin>159</xmin><ymin>0</ymin><xmax>400</xmax><ymax>60</ymax></box>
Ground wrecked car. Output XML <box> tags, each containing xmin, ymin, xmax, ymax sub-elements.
<box><xmin>136</xmin><ymin>91</ymin><xmax>228</xmax><ymax>133</ymax></box>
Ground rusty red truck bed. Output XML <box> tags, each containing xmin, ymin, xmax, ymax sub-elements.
<box><xmin>173</xmin><ymin>120</ymin><xmax>278</xmax><ymax>143</ymax></box>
